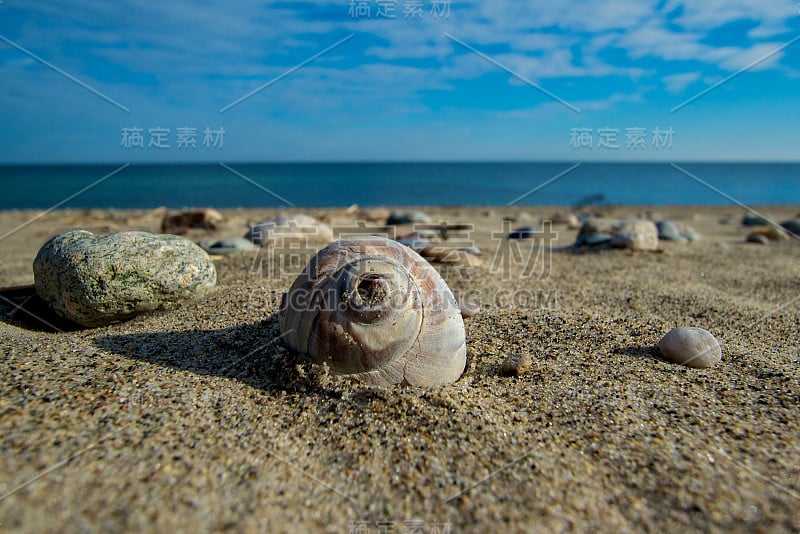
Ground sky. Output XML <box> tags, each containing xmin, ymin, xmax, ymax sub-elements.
<box><xmin>1</xmin><ymin>0</ymin><xmax>799</xmax><ymax>163</ymax></box>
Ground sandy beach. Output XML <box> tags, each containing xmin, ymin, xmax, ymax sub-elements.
<box><xmin>1</xmin><ymin>205</ymin><xmax>798</xmax><ymax>533</ymax></box>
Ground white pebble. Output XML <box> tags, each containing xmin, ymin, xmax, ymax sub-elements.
<box><xmin>658</xmin><ymin>327</ymin><xmax>722</xmax><ymax>368</ymax></box>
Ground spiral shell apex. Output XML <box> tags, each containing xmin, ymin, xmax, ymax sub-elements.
<box><xmin>279</xmin><ymin>236</ymin><xmax>467</xmax><ymax>387</ymax></box>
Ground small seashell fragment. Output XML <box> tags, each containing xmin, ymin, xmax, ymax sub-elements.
<box><xmin>457</xmin><ymin>299</ymin><xmax>480</xmax><ymax>318</ymax></box>
<box><xmin>657</xmin><ymin>327</ymin><xmax>722</xmax><ymax>368</ymax></box>
<box><xmin>499</xmin><ymin>353</ymin><xmax>533</xmax><ymax>377</ymax></box>
<box><xmin>419</xmin><ymin>247</ymin><xmax>482</xmax><ymax>266</ymax></box>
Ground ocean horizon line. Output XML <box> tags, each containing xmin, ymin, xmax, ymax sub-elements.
<box><xmin>3</xmin><ymin>159</ymin><xmax>800</xmax><ymax>167</ymax></box>
<box><xmin>1</xmin><ymin>161</ymin><xmax>797</xmax><ymax>210</ymax></box>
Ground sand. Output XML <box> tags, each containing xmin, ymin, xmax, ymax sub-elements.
<box><xmin>1</xmin><ymin>205</ymin><xmax>798</xmax><ymax>533</ymax></box>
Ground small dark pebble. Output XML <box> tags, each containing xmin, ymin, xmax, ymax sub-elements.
<box><xmin>508</xmin><ymin>227</ymin><xmax>536</xmax><ymax>239</ymax></box>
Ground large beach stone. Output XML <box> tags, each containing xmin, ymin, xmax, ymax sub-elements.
<box><xmin>657</xmin><ymin>327</ymin><xmax>722</xmax><ymax>368</ymax></box>
<box><xmin>34</xmin><ymin>230</ymin><xmax>216</xmax><ymax>327</ymax></box>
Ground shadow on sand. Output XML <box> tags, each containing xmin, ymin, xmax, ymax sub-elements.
<box><xmin>613</xmin><ymin>344</ymin><xmax>668</xmax><ymax>363</ymax></box>
<box><xmin>0</xmin><ymin>287</ymin><xmax>84</xmax><ymax>333</ymax></box>
<box><xmin>93</xmin><ymin>313</ymin><xmax>338</xmax><ymax>396</ymax></box>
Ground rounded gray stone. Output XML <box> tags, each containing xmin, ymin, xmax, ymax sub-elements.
<box><xmin>656</xmin><ymin>221</ymin><xmax>682</xmax><ymax>241</ymax></box>
<box><xmin>657</xmin><ymin>327</ymin><xmax>722</xmax><ymax>368</ymax></box>
<box><xmin>742</xmin><ymin>213</ymin><xmax>770</xmax><ymax>226</ymax></box>
<box><xmin>203</xmin><ymin>237</ymin><xmax>258</xmax><ymax>255</ymax></box>
<box><xmin>33</xmin><ymin>230</ymin><xmax>217</xmax><ymax>327</ymax></box>
<box><xmin>780</xmin><ymin>218</ymin><xmax>800</xmax><ymax>236</ymax></box>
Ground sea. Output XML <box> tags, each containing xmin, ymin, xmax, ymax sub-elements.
<box><xmin>0</xmin><ymin>162</ymin><xmax>798</xmax><ymax>210</ymax></box>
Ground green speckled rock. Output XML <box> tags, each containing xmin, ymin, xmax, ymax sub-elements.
<box><xmin>33</xmin><ymin>230</ymin><xmax>216</xmax><ymax>327</ymax></box>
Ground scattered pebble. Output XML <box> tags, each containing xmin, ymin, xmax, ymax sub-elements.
<box><xmin>742</xmin><ymin>213</ymin><xmax>770</xmax><ymax>226</ymax></box>
<box><xmin>657</xmin><ymin>327</ymin><xmax>722</xmax><ymax>368</ymax></box>
<box><xmin>549</xmin><ymin>213</ymin><xmax>580</xmax><ymax>229</ymax></box>
<box><xmin>508</xmin><ymin>226</ymin><xmax>536</xmax><ymax>239</ymax></box>
<box><xmin>396</xmin><ymin>236</ymin><xmax>431</xmax><ymax>251</ymax></box>
<box><xmin>515</xmin><ymin>211</ymin><xmax>533</xmax><ymax>221</ymax></box>
<box><xmin>574</xmin><ymin>232</ymin><xmax>613</xmax><ymax>248</ymax></box>
<box><xmin>577</xmin><ymin>218</ymin><xmax>618</xmax><ymax>236</ymax></box>
<box><xmin>161</xmin><ymin>208</ymin><xmax>223</xmax><ymax>235</ymax></box>
<box><xmin>576</xmin><ymin>218</ymin><xmax>658</xmax><ymax>251</ymax></box>
<box><xmin>680</xmin><ymin>228</ymin><xmax>701</xmax><ymax>242</ymax></box>
<box><xmin>779</xmin><ymin>218</ymin><xmax>800</xmax><ymax>236</ymax></box>
<box><xmin>656</xmin><ymin>221</ymin><xmax>683</xmax><ymax>241</ymax></box>
<box><xmin>419</xmin><ymin>246</ymin><xmax>461</xmax><ymax>264</ymax></box>
<box><xmin>200</xmin><ymin>237</ymin><xmax>257</xmax><ymax>255</ymax></box>
<box><xmin>246</xmin><ymin>214</ymin><xmax>334</xmax><ymax>245</ymax></box>
<box><xmin>499</xmin><ymin>353</ymin><xmax>533</xmax><ymax>377</ymax></box>
<box><xmin>386</xmin><ymin>210</ymin><xmax>432</xmax><ymax>225</ymax></box>
<box><xmin>746</xmin><ymin>233</ymin><xmax>770</xmax><ymax>245</ymax></box>
<box><xmin>747</xmin><ymin>226</ymin><xmax>788</xmax><ymax>242</ymax></box>
<box><xmin>33</xmin><ymin>230</ymin><xmax>216</xmax><ymax>327</ymax></box>
<box><xmin>356</xmin><ymin>207</ymin><xmax>391</xmax><ymax>222</ymax></box>
<box><xmin>609</xmin><ymin>220</ymin><xmax>659</xmax><ymax>251</ymax></box>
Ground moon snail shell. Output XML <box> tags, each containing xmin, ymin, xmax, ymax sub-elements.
<box><xmin>279</xmin><ymin>236</ymin><xmax>467</xmax><ymax>387</ymax></box>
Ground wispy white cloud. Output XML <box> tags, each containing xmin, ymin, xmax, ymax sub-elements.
<box><xmin>663</xmin><ymin>71</ymin><xmax>701</xmax><ymax>93</ymax></box>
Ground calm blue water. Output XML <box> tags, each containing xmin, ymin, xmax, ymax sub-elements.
<box><xmin>0</xmin><ymin>162</ymin><xmax>798</xmax><ymax>209</ymax></box>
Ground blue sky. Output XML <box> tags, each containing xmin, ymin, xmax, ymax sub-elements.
<box><xmin>1</xmin><ymin>0</ymin><xmax>799</xmax><ymax>163</ymax></box>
